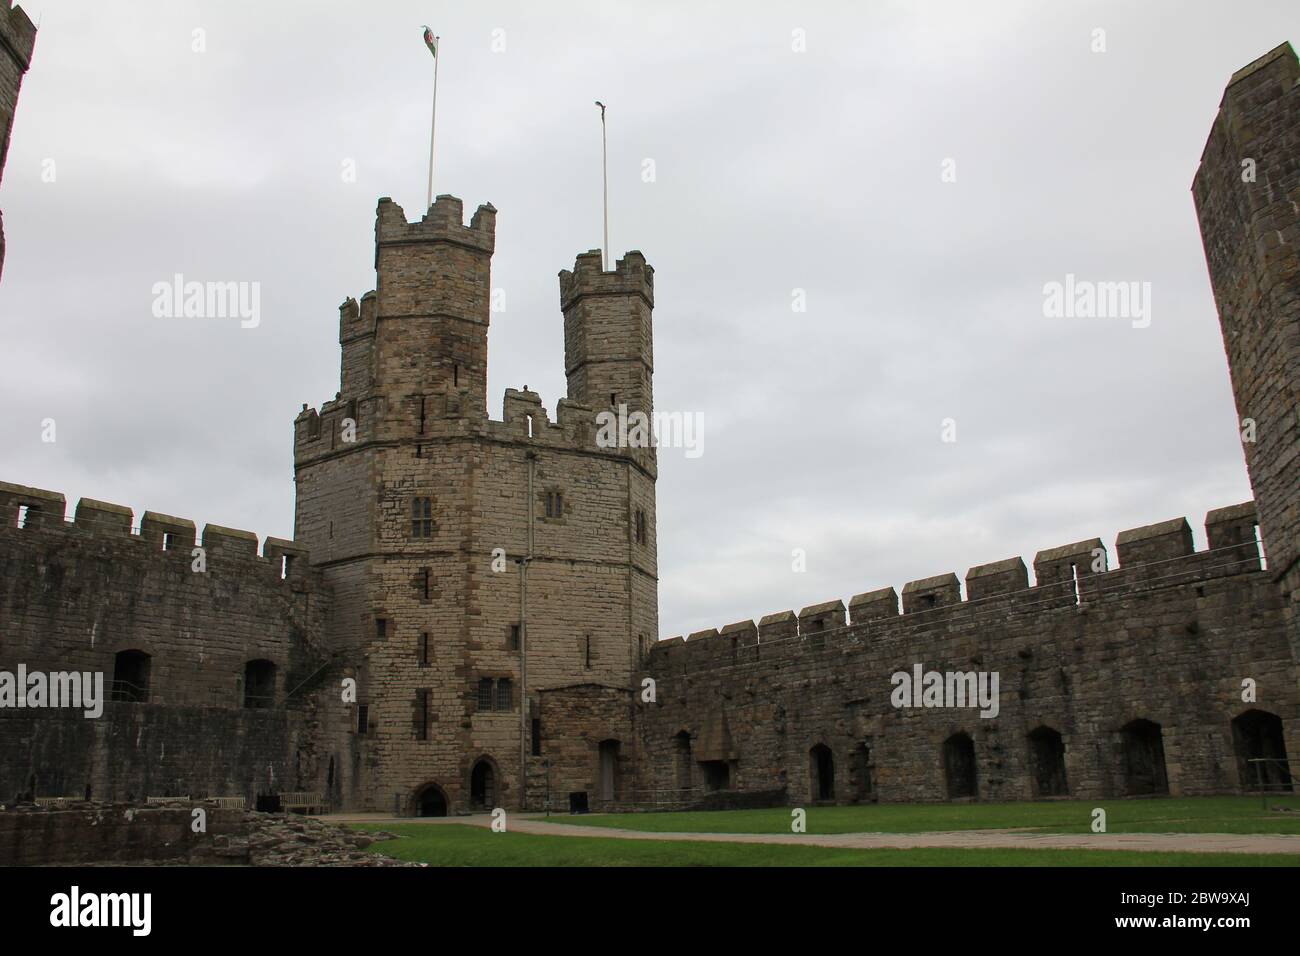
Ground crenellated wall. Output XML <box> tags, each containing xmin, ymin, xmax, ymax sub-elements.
<box><xmin>637</xmin><ymin>504</ymin><xmax>1299</xmax><ymax>804</ymax></box>
<box><xmin>0</xmin><ymin>480</ymin><xmax>352</xmax><ymax>805</ymax></box>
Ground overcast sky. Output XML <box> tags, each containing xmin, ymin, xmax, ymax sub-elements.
<box><xmin>2</xmin><ymin>1</ymin><xmax>1296</xmax><ymax>638</ymax></box>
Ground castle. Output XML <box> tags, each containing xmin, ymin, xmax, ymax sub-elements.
<box><xmin>0</xmin><ymin>12</ymin><xmax>1296</xmax><ymax>817</ymax></box>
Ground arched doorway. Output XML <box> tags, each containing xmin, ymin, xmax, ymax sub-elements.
<box><xmin>943</xmin><ymin>732</ymin><xmax>977</xmax><ymax>799</ymax></box>
<box><xmin>1121</xmin><ymin>719</ymin><xmax>1168</xmax><ymax>795</ymax></box>
<box><xmin>1027</xmin><ymin>726</ymin><xmax>1068</xmax><ymax>797</ymax></box>
<box><xmin>598</xmin><ymin>739</ymin><xmax>620</xmax><ymax>802</ymax></box>
<box><xmin>1232</xmin><ymin>709</ymin><xmax>1292</xmax><ymax>792</ymax></box>
<box><xmin>470</xmin><ymin>758</ymin><xmax>496</xmax><ymax>810</ymax></box>
<box><xmin>810</xmin><ymin>744</ymin><xmax>835</xmax><ymax>801</ymax></box>
<box><xmin>415</xmin><ymin>783</ymin><xmax>448</xmax><ymax>817</ymax></box>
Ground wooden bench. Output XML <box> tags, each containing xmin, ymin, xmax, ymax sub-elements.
<box><xmin>278</xmin><ymin>791</ymin><xmax>325</xmax><ymax>814</ymax></box>
<box><xmin>34</xmin><ymin>796</ymin><xmax>67</xmax><ymax>808</ymax></box>
<box><xmin>145</xmin><ymin>795</ymin><xmax>191</xmax><ymax>804</ymax></box>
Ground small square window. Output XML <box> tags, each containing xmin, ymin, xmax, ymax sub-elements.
<box><xmin>477</xmin><ymin>678</ymin><xmax>494</xmax><ymax>711</ymax></box>
<box><xmin>495</xmin><ymin>678</ymin><xmax>513</xmax><ymax>711</ymax></box>
<box><xmin>411</xmin><ymin>497</ymin><xmax>434</xmax><ymax>537</ymax></box>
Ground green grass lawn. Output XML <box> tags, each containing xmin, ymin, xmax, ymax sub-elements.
<box><xmin>355</xmin><ymin>823</ymin><xmax>1299</xmax><ymax>867</ymax></box>
<box><xmin>556</xmin><ymin>795</ymin><xmax>1300</xmax><ymax>836</ymax></box>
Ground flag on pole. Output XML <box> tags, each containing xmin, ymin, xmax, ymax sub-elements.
<box><xmin>423</xmin><ymin>26</ymin><xmax>438</xmax><ymax>57</ymax></box>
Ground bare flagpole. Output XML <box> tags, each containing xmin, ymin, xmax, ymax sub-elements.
<box><xmin>424</xmin><ymin>27</ymin><xmax>440</xmax><ymax>209</ymax></box>
<box><xmin>596</xmin><ymin>101</ymin><xmax>608</xmax><ymax>270</ymax></box>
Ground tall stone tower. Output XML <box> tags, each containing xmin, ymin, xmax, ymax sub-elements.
<box><xmin>1194</xmin><ymin>42</ymin><xmax>1300</xmax><ymax>622</ymax></box>
<box><xmin>0</xmin><ymin>1</ymin><xmax>35</xmax><ymax>283</ymax></box>
<box><xmin>294</xmin><ymin>197</ymin><xmax>658</xmax><ymax>814</ymax></box>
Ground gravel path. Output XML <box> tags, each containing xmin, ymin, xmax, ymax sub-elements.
<box><xmin>323</xmin><ymin>812</ymin><xmax>1300</xmax><ymax>855</ymax></box>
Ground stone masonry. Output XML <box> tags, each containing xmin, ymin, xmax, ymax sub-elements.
<box><xmin>291</xmin><ymin>197</ymin><xmax>658</xmax><ymax>814</ymax></box>
<box><xmin>0</xmin><ymin>1</ymin><xmax>35</xmax><ymax>282</ymax></box>
<box><xmin>0</xmin><ymin>41</ymin><xmax>1296</xmax><ymax>825</ymax></box>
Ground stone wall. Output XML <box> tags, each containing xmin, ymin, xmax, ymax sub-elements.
<box><xmin>636</xmin><ymin>506</ymin><xmax>1299</xmax><ymax>804</ymax></box>
<box><xmin>0</xmin><ymin>803</ymin><xmax>406</xmax><ymax>866</ymax></box>
<box><xmin>1193</xmin><ymin>41</ymin><xmax>1300</xmax><ymax>659</ymax></box>
<box><xmin>0</xmin><ymin>1</ymin><xmax>35</xmax><ymax>282</ymax></box>
<box><xmin>0</xmin><ymin>481</ymin><xmax>340</xmax><ymax>804</ymax></box>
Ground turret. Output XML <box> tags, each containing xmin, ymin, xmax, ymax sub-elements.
<box><xmin>372</xmin><ymin>195</ymin><xmax>497</xmax><ymax>425</ymax></box>
<box><xmin>560</xmin><ymin>249</ymin><xmax>655</xmax><ymax>419</ymax></box>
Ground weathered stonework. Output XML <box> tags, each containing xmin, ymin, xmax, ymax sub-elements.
<box><xmin>291</xmin><ymin>197</ymin><xmax>658</xmax><ymax>814</ymax></box>
<box><xmin>1193</xmin><ymin>42</ymin><xmax>1300</xmax><ymax>636</ymax></box>
<box><xmin>638</xmin><ymin>505</ymin><xmax>1297</xmax><ymax>804</ymax></box>
<box><xmin>0</xmin><ymin>481</ymin><xmax>344</xmax><ymax>804</ymax></box>
<box><xmin>0</xmin><ymin>1</ymin><xmax>35</xmax><ymax>282</ymax></box>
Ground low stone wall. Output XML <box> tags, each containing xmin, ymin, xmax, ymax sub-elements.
<box><xmin>0</xmin><ymin>802</ymin><xmax>409</xmax><ymax>866</ymax></box>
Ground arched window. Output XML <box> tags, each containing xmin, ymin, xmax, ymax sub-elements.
<box><xmin>943</xmin><ymin>732</ymin><xmax>977</xmax><ymax>799</ymax></box>
<box><xmin>1120</xmin><ymin>719</ymin><xmax>1168</xmax><ymax>796</ymax></box>
<box><xmin>1027</xmin><ymin>726</ymin><xmax>1068</xmax><ymax>797</ymax></box>
<box><xmin>111</xmin><ymin>650</ymin><xmax>151</xmax><ymax>703</ymax></box>
<box><xmin>810</xmin><ymin>744</ymin><xmax>835</xmax><ymax>801</ymax></box>
<box><xmin>243</xmin><ymin>659</ymin><xmax>276</xmax><ymax>709</ymax></box>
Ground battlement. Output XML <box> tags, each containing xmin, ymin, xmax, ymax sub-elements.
<box><xmin>559</xmin><ymin>250</ymin><xmax>655</xmax><ymax>311</ymax></box>
<box><xmin>0</xmin><ymin>480</ymin><xmax>315</xmax><ymax>578</ymax></box>
<box><xmin>338</xmin><ymin>293</ymin><xmax>377</xmax><ymax>344</ymax></box>
<box><xmin>649</xmin><ymin>503</ymin><xmax>1264</xmax><ymax>668</ymax></box>
<box><xmin>375</xmin><ymin>195</ymin><xmax>496</xmax><ymax>255</ymax></box>
<box><xmin>487</xmin><ymin>387</ymin><xmax>656</xmax><ymax>470</ymax></box>
<box><xmin>0</xmin><ymin>1</ymin><xmax>36</xmax><ymax>70</ymax></box>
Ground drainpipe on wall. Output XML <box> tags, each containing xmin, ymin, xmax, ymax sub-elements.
<box><xmin>519</xmin><ymin>450</ymin><xmax>536</xmax><ymax>810</ymax></box>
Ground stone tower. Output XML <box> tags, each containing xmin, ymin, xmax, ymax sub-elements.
<box><xmin>562</xmin><ymin>248</ymin><xmax>656</xmax><ymax>418</ymax></box>
<box><xmin>1193</xmin><ymin>42</ymin><xmax>1300</xmax><ymax>620</ymax></box>
<box><xmin>294</xmin><ymin>197</ymin><xmax>658</xmax><ymax>814</ymax></box>
<box><xmin>0</xmin><ymin>1</ymin><xmax>35</xmax><ymax>283</ymax></box>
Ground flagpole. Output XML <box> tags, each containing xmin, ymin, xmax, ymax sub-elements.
<box><xmin>597</xmin><ymin>101</ymin><xmax>608</xmax><ymax>270</ymax></box>
<box><xmin>427</xmin><ymin>36</ymin><xmax>440</xmax><ymax>210</ymax></box>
